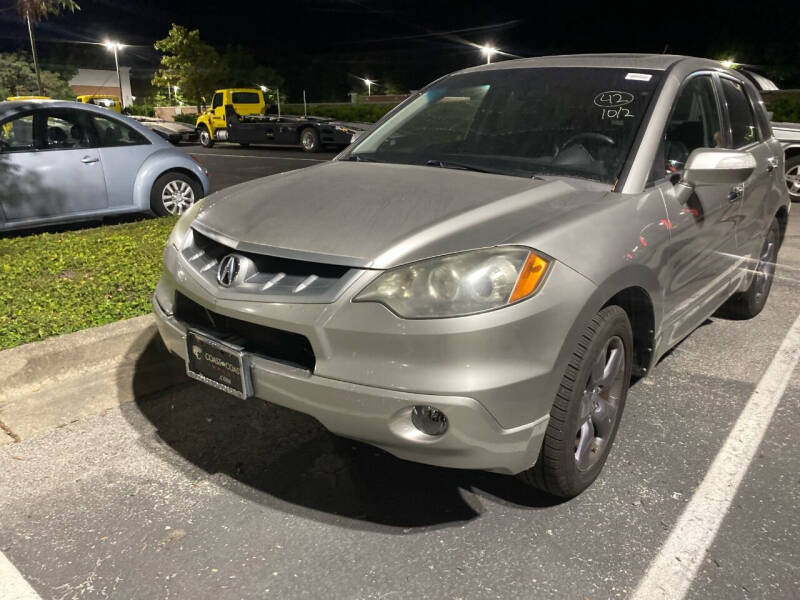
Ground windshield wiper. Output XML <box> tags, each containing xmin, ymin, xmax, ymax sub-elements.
<box><xmin>425</xmin><ymin>159</ymin><xmax>496</xmax><ymax>174</ymax></box>
<box><xmin>346</xmin><ymin>154</ymin><xmax>381</xmax><ymax>162</ymax></box>
<box><xmin>426</xmin><ymin>159</ymin><xmax>545</xmax><ymax>180</ymax></box>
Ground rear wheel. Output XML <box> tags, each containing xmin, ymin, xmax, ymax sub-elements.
<box><xmin>519</xmin><ymin>305</ymin><xmax>633</xmax><ymax>498</ymax></box>
<box><xmin>198</xmin><ymin>125</ymin><xmax>214</xmax><ymax>148</ymax></box>
<box><xmin>785</xmin><ymin>155</ymin><xmax>800</xmax><ymax>202</ymax></box>
<box><xmin>300</xmin><ymin>127</ymin><xmax>320</xmax><ymax>152</ymax></box>
<box><xmin>150</xmin><ymin>172</ymin><xmax>201</xmax><ymax>216</ymax></box>
<box><xmin>716</xmin><ymin>217</ymin><xmax>780</xmax><ymax>319</ymax></box>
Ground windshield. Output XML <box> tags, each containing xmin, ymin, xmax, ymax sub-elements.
<box><xmin>348</xmin><ymin>67</ymin><xmax>661</xmax><ymax>183</ymax></box>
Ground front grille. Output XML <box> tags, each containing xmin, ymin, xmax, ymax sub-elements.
<box><xmin>175</xmin><ymin>292</ymin><xmax>316</xmax><ymax>372</ymax></box>
<box><xmin>182</xmin><ymin>228</ymin><xmax>357</xmax><ymax>302</ymax></box>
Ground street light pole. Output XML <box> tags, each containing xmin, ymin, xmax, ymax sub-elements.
<box><xmin>104</xmin><ymin>41</ymin><xmax>125</xmax><ymax>108</ymax></box>
<box><xmin>26</xmin><ymin>12</ymin><xmax>44</xmax><ymax>95</ymax></box>
<box><xmin>364</xmin><ymin>78</ymin><xmax>373</xmax><ymax>96</ymax></box>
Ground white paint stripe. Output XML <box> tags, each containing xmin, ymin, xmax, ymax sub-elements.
<box><xmin>632</xmin><ymin>310</ymin><xmax>800</xmax><ymax>600</ymax></box>
<box><xmin>0</xmin><ymin>550</ymin><xmax>43</xmax><ymax>600</ymax></box>
<box><xmin>190</xmin><ymin>152</ymin><xmax>327</xmax><ymax>162</ymax></box>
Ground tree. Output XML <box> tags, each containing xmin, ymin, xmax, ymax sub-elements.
<box><xmin>16</xmin><ymin>0</ymin><xmax>79</xmax><ymax>95</ymax></box>
<box><xmin>0</xmin><ymin>51</ymin><xmax>75</xmax><ymax>99</ymax></box>
<box><xmin>152</xmin><ymin>24</ymin><xmax>225</xmax><ymax>111</ymax></box>
<box><xmin>221</xmin><ymin>46</ymin><xmax>284</xmax><ymax>91</ymax></box>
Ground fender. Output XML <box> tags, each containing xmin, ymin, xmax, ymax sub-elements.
<box><xmin>132</xmin><ymin>148</ymin><xmax>210</xmax><ymax>211</ymax></box>
<box><xmin>551</xmin><ymin>263</ymin><xmax>663</xmax><ymax>384</ymax></box>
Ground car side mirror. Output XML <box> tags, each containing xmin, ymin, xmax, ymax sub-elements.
<box><xmin>681</xmin><ymin>148</ymin><xmax>756</xmax><ymax>186</ymax></box>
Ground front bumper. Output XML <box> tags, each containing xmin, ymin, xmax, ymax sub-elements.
<box><xmin>153</xmin><ymin>295</ymin><xmax>549</xmax><ymax>474</ymax></box>
<box><xmin>152</xmin><ymin>243</ymin><xmax>597</xmax><ymax>474</ymax></box>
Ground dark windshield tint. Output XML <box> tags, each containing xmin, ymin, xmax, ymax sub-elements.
<box><xmin>349</xmin><ymin>67</ymin><xmax>661</xmax><ymax>183</ymax></box>
<box><xmin>232</xmin><ymin>92</ymin><xmax>261</xmax><ymax>104</ymax></box>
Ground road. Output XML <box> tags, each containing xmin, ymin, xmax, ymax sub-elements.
<box><xmin>0</xmin><ymin>146</ymin><xmax>798</xmax><ymax>599</ymax></box>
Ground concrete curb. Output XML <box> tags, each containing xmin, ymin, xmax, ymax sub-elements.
<box><xmin>0</xmin><ymin>314</ymin><xmax>187</xmax><ymax>445</ymax></box>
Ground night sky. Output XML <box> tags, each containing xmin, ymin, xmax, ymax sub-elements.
<box><xmin>0</xmin><ymin>0</ymin><xmax>797</xmax><ymax>101</ymax></box>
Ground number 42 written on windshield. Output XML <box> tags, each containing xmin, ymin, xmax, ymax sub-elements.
<box><xmin>594</xmin><ymin>90</ymin><xmax>636</xmax><ymax>120</ymax></box>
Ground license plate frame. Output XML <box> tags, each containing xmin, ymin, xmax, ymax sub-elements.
<box><xmin>185</xmin><ymin>329</ymin><xmax>253</xmax><ymax>399</ymax></box>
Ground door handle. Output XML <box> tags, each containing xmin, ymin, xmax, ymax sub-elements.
<box><xmin>728</xmin><ymin>184</ymin><xmax>744</xmax><ymax>203</ymax></box>
<box><xmin>766</xmin><ymin>156</ymin><xmax>779</xmax><ymax>172</ymax></box>
<box><xmin>81</xmin><ymin>156</ymin><xmax>99</xmax><ymax>164</ymax></box>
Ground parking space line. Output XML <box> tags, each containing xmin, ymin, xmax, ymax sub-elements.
<box><xmin>0</xmin><ymin>551</ymin><xmax>42</xmax><ymax>600</ymax></box>
<box><xmin>189</xmin><ymin>152</ymin><xmax>328</xmax><ymax>162</ymax></box>
<box><xmin>631</xmin><ymin>310</ymin><xmax>800</xmax><ymax>600</ymax></box>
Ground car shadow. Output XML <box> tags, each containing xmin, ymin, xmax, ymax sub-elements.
<box><xmin>124</xmin><ymin>330</ymin><xmax>566</xmax><ymax>533</ymax></box>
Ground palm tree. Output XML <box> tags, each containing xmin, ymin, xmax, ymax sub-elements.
<box><xmin>16</xmin><ymin>1</ymin><xmax>80</xmax><ymax>95</ymax></box>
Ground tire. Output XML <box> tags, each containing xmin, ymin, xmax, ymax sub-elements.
<box><xmin>519</xmin><ymin>305</ymin><xmax>633</xmax><ymax>498</ymax></box>
<box><xmin>150</xmin><ymin>172</ymin><xmax>202</xmax><ymax>216</ymax></box>
<box><xmin>198</xmin><ymin>125</ymin><xmax>214</xmax><ymax>148</ymax></box>
<box><xmin>300</xmin><ymin>127</ymin><xmax>321</xmax><ymax>153</ymax></box>
<box><xmin>785</xmin><ymin>154</ymin><xmax>800</xmax><ymax>202</ymax></box>
<box><xmin>716</xmin><ymin>217</ymin><xmax>780</xmax><ymax>320</ymax></box>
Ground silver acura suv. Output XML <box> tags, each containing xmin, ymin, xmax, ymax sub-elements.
<box><xmin>153</xmin><ymin>54</ymin><xmax>789</xmax><ymax>497</ymax></box>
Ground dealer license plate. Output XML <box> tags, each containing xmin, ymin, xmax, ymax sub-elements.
<box><xmin>185</xmin><ymin>330</ymin><xmax>252</xmax><ymax>399</ymax></box>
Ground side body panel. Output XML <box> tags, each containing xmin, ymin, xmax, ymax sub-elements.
<box><xmin>0</xmin><ymin>146</ymin><xmax>108</xmax><ymax>221</ymax></box>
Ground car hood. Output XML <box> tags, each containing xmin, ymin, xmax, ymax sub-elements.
<box><xmin>194</xmin><ymin>161</ymin><xmax>609</xmax><ymax>269</ymax></box>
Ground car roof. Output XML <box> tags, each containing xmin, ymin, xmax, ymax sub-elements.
<box><xmin>0</xmin><ymin>99</ymin><xmax>167</xmax><ymax>144</ymax></box>
<box><xmin>457</xmin><ymin>53</ymin><xmax>725</xmax><ymax>74</ymax></box>
<box><xmin>0</xmin><ymin>98</ymin><xmax>120</xmax><ymax>117</ymax></box>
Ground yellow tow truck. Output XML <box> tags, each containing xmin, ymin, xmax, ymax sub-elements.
<box><xmin>196</xmin><ymin>87</ymin><xmax>365</xmax><ymax>152</ymax></box>
<box><xmin>76</xmin><ymin>94</ymin><xmax>122</xmax><ymax>113</ymax></box>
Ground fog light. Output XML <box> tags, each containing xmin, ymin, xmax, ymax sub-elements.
<box><xmin>411</xmin><ymin>405</ymin><xmax>448</xmax><ymax>436</ymax></box>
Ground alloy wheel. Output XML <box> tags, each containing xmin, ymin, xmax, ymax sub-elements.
<box><xmin>161</xmin><ymin>180</ymin><xmax>196</xmax><ymax>215</ymax></box>
<box><xmin>753</xmin><ymin>223</ymin><xmax>779</xmax><ymax>301</ymax></box>
<box><xmin>575</xmin><ymin>336</ymin><xmax>626</xmax><ymax>472</ymax></box>
<box><xmin>786</xmin><ymin>164</ymin><xmax>800</xmax><ymax>199</ymax></box>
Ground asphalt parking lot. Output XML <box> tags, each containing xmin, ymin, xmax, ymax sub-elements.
<box><xmin>188</xmin><ymin>145</ymin><xmax>338</xmax><ymax>192</ymax></box>
<box><xmin>0</xmin><ymin>148</ymin><xmax>798</xmax><ymax>599</ymax></box>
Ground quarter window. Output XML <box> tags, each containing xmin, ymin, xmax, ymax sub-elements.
<box><xmin>0</xmin><ymin>113</ymin><xmax>35</xmax><ymax>152</ymax></box>
<box><xmin>90</xmin><ymin>114</ymin><xmax>149</xmax><ymax>147</ymax></box>
<box><xmin>721</xmin><ymin>78</ymin><xmax>758</xmax><ymax>147</ymax></box>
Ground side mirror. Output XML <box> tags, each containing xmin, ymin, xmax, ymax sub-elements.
<box><xmin>682</xmin><ymin>148</ymin><xmax>756</xmax><ymax>186</ymax></box>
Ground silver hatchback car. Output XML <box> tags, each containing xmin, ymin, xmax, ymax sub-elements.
<box><xmin>0</xmin><ymin>100</ymin><xmax>209</xmax><ymax>231</ymax></box>
<box><xmin>153</xmin><ymin>55</ymin><xmax>789</xmax><ymax>497</ymax></box>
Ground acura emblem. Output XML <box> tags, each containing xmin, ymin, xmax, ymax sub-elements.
<box><xmin>217</xmin><ymin>254</ymin><xmax>240</xmax><ymax>287</ymax></box>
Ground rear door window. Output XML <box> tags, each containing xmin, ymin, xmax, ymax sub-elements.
<box><xmin>721</xmin><ymin>77</ymin><xmax>758</xmax><ymax>147</ymax></box>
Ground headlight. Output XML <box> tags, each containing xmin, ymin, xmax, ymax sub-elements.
<box><xmin>166</xmin><ymin>198</ymin><xmax>206</xmax><ymax>249</ymax></box>
<box><xmin>354</xmin><ymin>247</ymin><xmax>550</xmax><ymax>318</ymax></box>
<box><xmin>335</xmin><ymin>125</ymin><xmax>356</xmax><ymax>134</ymax></box>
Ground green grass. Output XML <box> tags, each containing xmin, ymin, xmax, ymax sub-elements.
<box><xmin>0</xmin><ymin>217</ymin><xmax>176</xmax><ymax>350</ymax></box>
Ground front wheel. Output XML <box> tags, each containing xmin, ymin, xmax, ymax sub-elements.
<box><xmin>198</xmin><ymin>125</ymin><xmax>214</xmax><ymax>148</ymax></box>
<box><xmin>716</xmin><ymin>217</ymin><xmax>780</xmax><ymax>320</ymax></box>
<box><xmin>150</xmin><ymin>172</ymin><xmax>201</xmax><ymax>216</ymax></box>
<box><xmin>519</xmin><ymin>305</ymin><xmax>633</xmax><ymax>498</ymax></box>
<box><xmin>300</xmin><ymin>127</ymin><xmax>320</xmax><ymax>153</ymax></box>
